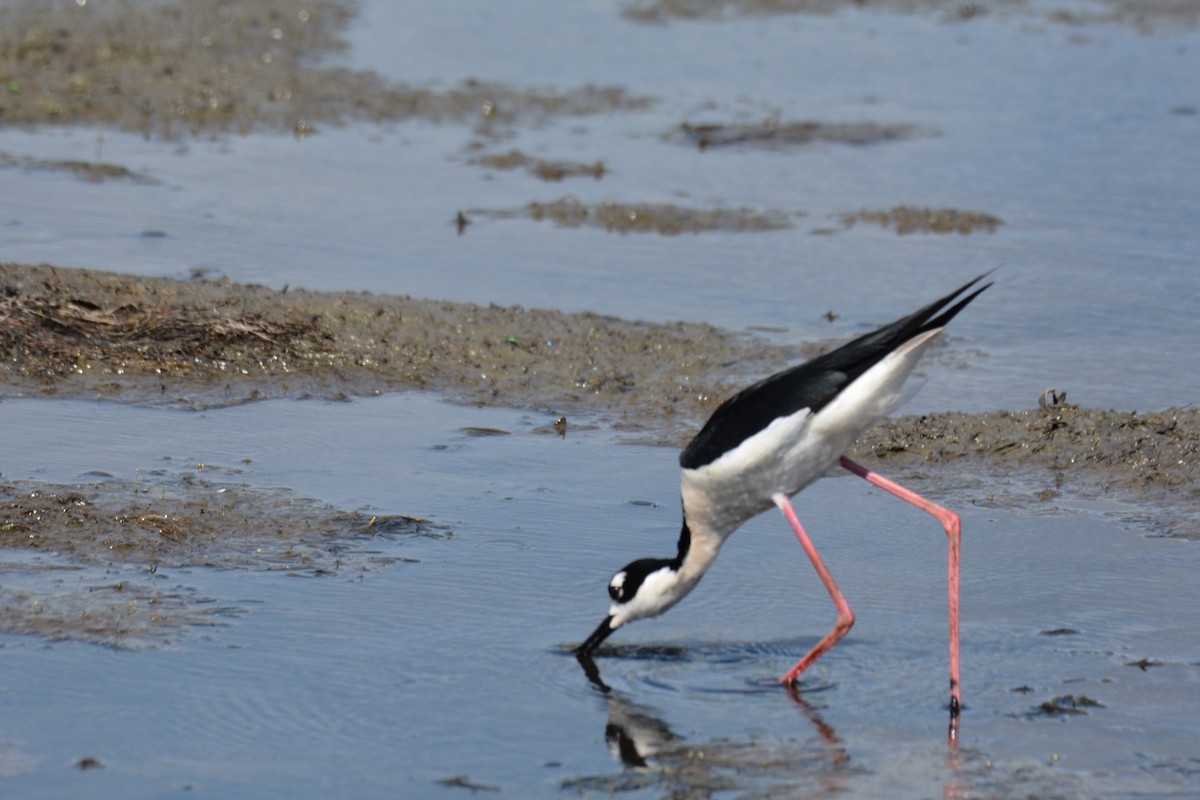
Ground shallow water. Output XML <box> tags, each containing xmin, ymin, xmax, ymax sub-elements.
<box><xmin>3</xmin><ymin>394</ymin><xmax>1200</xmax><ymax>797</ymax></box>
<box><xmin>2</xmin><ymin>0</ymin><xmax>1200</xmax><ymax>797</ymax></box>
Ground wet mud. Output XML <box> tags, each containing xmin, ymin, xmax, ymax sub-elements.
<box><xmin>467</xmin><ymin>199</ymin><xmax>1008</xmax><ymax>238</ymax></box>
<box><xmin>856</xmin><ymin>399</ymin><xmax>1200</xmax><ymax>536</ymax></box>
<box><xmin>0</xmin><ymin>0</ymin><xmax>652</xmax><ymax>139</ymax></box>
<box><xmin>466</xmin><ymin>149</ymin><xmax>608</xmax><ymax>182</ymax></box>
<box><xmin>0</xmin><ymin>262</ymin><xmax>790</xmax><ymax>417</ymax></box>
<box><xmin>838</xmin><ymin>206</ymin><xmax>1004</xmax><ymax>235</ymax></box>
<box><xmin>3</xmin><ymin>262</ymin><xmax>1198</xmax><ymax>542</ymax></box>
<box><xmin>467</xmin><ymin>197</ymin><xmax>795</xmax><ymax>235</ymax></box>
<box><xmin>0</xmin><ymin>473</ymin><xmax>447</xmax><ymax>647</ymax></box>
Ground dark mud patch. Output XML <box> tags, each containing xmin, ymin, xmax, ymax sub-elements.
<box><xmin>0</xmin><ymin>475</ymin><xmax>446</xmax><ymax>648</ymax></box>
<box><xmin>0</xmin><ymin>0</ymin><xmax>653</xmax><ymax>139</ymax></box>
<box><xmin>851</xmin><ymin>400</ymin><xmax>1200</xmax><ymax>536</ymax></box>
<box><xmin>0</xmin><ymin>262</ymin><xmax>791</xmax><ymax>416</ymax></box>
<box><xmin>466</xmin><ymin>149</ymin><xmax>608</xmax><ymax>182</ymax></box>
<box><xmin>837</xmin><ymin>206</ymin><xmax>1004</xmax><ymax>235</ymax></box>
<box><xmin>0</xmin><ymin>477</ymin><xmax>446</xmax><ymax>571</ymax></box>
<box><xmin>465</xmin><ymin>197</ymin><xmax>795</xmax><ymax>235</ymax></box>
<box><xmin>671</xmin><ymin>119</ymin><xmax>922</xmax><ymax>151</ymax></box>
<box><xmin>0</xmin><ymin>151</ymin><xmax>157</xmax><ymax>184</ymax></box>
<box><xmin>622</xmin><ymin>0</ymin><xmax>1200</xmax><ymax>30</ymax></box>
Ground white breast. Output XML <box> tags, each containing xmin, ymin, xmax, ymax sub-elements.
<box><xmin>680</xmin><ymin>328</ymin><xmax>943</xmax><ymax>541</ymax></box>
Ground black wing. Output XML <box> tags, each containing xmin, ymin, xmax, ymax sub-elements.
<box><xmin>679</xmin><ymin>274</ymin><xmax>991</xmax><ymax>470</ymax></box>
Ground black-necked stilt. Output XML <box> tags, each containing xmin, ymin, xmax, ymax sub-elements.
<box><xmin>577</xmin><ymin>274</ymin><xmax>990</xmax><ymax>738</ymax></box>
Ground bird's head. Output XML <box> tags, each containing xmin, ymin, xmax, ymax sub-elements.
<box><xmin>577</xmin><ymin>557</ymin><xmax>693</xmax><ymax>655</ymax></box>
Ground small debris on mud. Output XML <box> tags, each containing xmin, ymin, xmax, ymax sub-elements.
<box><xmin>437</xmin><ymin>775</ymin><xmax>502</xmax><ymax>793</ymax></box>
<box><xmin>1126</xmin><ymin>658</ymin><xmax>1165</xmax><ymax>671</ymax></box>
<box><xmin>1031</xmin><ymin>694</ymin><xmax>1105</xmax><ymax>717</ymax></box>
<box><xmin>1039</xmin><ymin>628</ymin><xmax>1080</xmax><ymax>636</ymax></box>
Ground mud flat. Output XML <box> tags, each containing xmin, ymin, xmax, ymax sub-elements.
<box><xmin>3</xmin><ymin>262</ymin><xmax>1196</xmax><ymax>543</ymax></box>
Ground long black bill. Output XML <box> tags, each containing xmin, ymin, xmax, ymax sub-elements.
<box><xmin>577</xmin><ymin>615</ymin><xmax>616</xmax><ymax>656</ymax></box>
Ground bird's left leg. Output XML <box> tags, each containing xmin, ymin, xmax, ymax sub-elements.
<box><xmin>773</xmin><ymin>492</ymin><xmax>856</xmax><ymax>685</ymax></box>
<box><xmin>838</xmin><ymin>455</ymin><xmax>961</xmax><ymax>740</ymax></box>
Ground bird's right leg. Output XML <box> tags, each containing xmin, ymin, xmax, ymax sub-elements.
<box><xmin>772</xmin><ymin>492</ymin><xmax>856</xmax><ymax>685</ymax></box>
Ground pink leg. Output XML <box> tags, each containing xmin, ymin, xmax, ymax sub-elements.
<box><xmin>839</xmin><ymin>455</ymin><xmax>961</xmax><ymax>741</ymax></box>
<box><xmin>773</xmin><ymin>492</ymin><xmax>856</xmax><ymax>685</ymax></box>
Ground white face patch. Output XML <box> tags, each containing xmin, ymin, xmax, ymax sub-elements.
<box><xmin>609</xmin><ymin>566</ymin><xmax>699</xmax><ymax>630</ymax></box>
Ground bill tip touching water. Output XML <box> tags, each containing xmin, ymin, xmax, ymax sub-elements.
<box><xmin>576</xmin><ymin>273</ymin><xmax>991</xmax><ymax>738</ymax></box>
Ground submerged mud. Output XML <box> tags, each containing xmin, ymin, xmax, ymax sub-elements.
<box><xmin>0</xmin><ymin>474</ymin><xmax>448</xmax><ymax>647</ymax></box>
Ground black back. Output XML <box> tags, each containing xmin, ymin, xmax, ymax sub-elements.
<box><xmin>679</xmin><ymin>274</ymin><xmax>990</xmax><ymax>470</ymax></box>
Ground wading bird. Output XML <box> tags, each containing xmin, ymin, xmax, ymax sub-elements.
<box><xmin>577</xmin><ymin>275</ymin><xmax>989</xmax><ymax>739</ymax></box>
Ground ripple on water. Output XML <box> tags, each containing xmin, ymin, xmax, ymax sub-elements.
<box><xmin>558</xmin><ymin>639</ymin><xmax>840</xmax><ymax>701</ymax></box>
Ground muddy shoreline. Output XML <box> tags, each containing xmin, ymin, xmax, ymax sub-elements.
<box><xmin>3</xmin><ymin>262</ymin><xmax>1197</xmax><ymax>543</ymax></box>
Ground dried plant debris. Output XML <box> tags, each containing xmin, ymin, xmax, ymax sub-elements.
<box><xmin>0</xmin><ymin>286</ymin><xmax>328</xmax><ymax>390</ymax></box>
<box><xmin>467</xmin><ymin>150</ymin><xmax>607</xmax><ymax>182</ymax></box>
<box><xmin>838</xmin><ymin>206</ymin><xmax>1004</xmax><ymax>235</ymax></box>
<box><xmin>0</xmin><ymin>0</ymin><xmax>653</xmax><ymax>138</ymax></box>
<box><xmin>0</xmin><ymin>262</ymin><xmax>787</xmax><ymax>416</ymax></box>
<box><xmin>0</xmin><ymin>151</ymin><xmax>158</xmax><ymax>184</ymax></box>
<box><xmin>622</xmin><ymin>0</ymin><xmax>1200</xmax><ymax>29</ymax></box>
<box><xmin>472</xmin><ymin>197</ymin><xmax>794</xmax><ymax>234</ymax></box>
<box><xmin>672</xmin><ymin>119</ymin><xmax>921</xmax><ymax>150</ymax></box>
<box><xmin>0</xmin><ymin>478</ymin><xmax>447</xmax><ymax>572</ymax></box>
